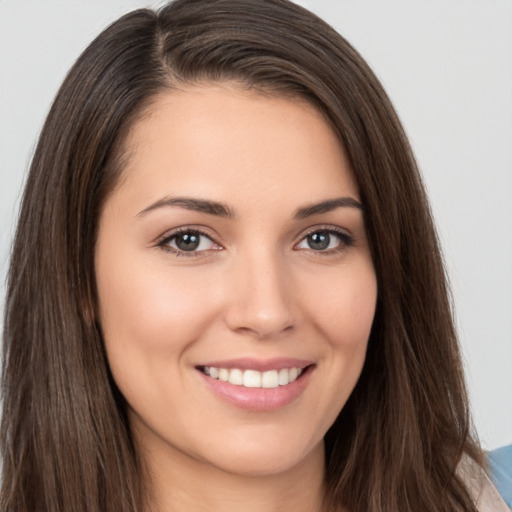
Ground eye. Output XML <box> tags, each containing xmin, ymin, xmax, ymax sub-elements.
<box><xmin>158</xmin><ymin>229</ymin><xmax>220</xmax><ymax>257</ymax></box>
<box><xmin>296</xmin><ymin>228</ymin><xmax>353</xmax><ymax>253</ymax></box>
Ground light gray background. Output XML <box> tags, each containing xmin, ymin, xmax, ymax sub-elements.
<box><xmin>1</xmin><ymin>0</ymin><xmax>511</xmax><ymax>450</ymax></box>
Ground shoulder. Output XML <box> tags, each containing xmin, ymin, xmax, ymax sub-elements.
<box><xmin>475</xmin><ymin>473</ymin><xmax>511</xmax><ymax>512</ymax></box>
<box><xmin>488</xmin><ymin>445</ymin><xmax>512</xmax><ymax>509</ymax></box>
<box><xmin>458</xmin><ymin>453</ymin><xmax>511</xmax><ymax>512</ymax></box>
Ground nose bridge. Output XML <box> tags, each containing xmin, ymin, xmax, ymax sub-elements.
<box><xmin>224</xmin><ymin>242</ymin><xmax>295</xmax><ymax>339</ymax></box>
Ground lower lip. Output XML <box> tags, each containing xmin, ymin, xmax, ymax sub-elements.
<box><xmin>197</xmin><ymin>366</ymin><xmax>314</xmax><ymax>412</ymax></box>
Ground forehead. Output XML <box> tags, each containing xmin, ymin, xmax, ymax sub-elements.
<box><xmin>112</xmin><ymin>83</ymin><xmax>359</xmax><ymax>216</ymax></box>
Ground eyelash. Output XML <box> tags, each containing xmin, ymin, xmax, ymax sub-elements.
<box><xmin>299</xmin><ymin>226</ymin><xmax>355</xmax><ymax>254</ymax></box>
<box><xmin>156</xmin><ymin>225</ymin><xmax>354</xmax><ymax>258</ymax></box>
<box><xmin>157</xmin><ymin>227</ymin><xmax>219</xmax><ymax>258</ymax></box>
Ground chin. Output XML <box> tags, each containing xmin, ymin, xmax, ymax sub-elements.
<box><xmin>196</xmin><ymin>429</ymin><xmax>325</xmax><ymax>478</ymax></box>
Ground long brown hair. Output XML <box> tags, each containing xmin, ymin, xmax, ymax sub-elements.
<box><xmin>2</xmin><ymin>1</ymin><xmax>483</xmax><ymax>510</ymax></box>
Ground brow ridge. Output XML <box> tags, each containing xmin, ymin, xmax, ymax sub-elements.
<box><xmin>137</xmin><ymin>195</ymin><xmax>363</xmax><ymax>219</ymax></box>
<box><xmin>293</xmin><ymin>197</ymin><xmax>364</xmax><ymax>219</ymax></box>
<box><xmin>137</xmin><ymin>196</ymin><xmax>235</xmax><ymax>218</ymax></box>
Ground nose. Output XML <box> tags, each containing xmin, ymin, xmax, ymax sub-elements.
<box><xmin>223</xmin><ymin>248</ymin><xmax>295</xmax><ymax>340</ymax></box>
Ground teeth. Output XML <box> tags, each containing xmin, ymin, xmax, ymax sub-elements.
<box><xmin>243</xmin><ymin>369</ymin><xmax>261</xmax><ymax>388</ymax></box>
<box><xmin>261</xmin><ymin>370</ymin><xmax>279</xmax><ymax>388</ymax></box>
<box><xmin>202</xmin><ymin>366</ymin><xmax>305</xmax><ymax>388</ymax></box>
<box><xmin>229</xmin><ymin>369</ymin><xmax>243</xmax><ymax>386</ymax></box>
<box><xmin>278</xmin><ymin>368</ymin><xmax>289</xmax><ymax>385</ymax></box>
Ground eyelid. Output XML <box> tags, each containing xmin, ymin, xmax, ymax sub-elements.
<box><xmin>155</xmin><ymin>223</ymin><xmax>354</xmax><ymax>258</ymax></box>
<box><xmin>299</xmin><ymin>224</ymin><xmax>352</xmax><ymax>239</ymax></box>
<box><xmin>294</xmin><ymin>224</ymin><xmax>354</xmax><ymax>252</ymax></box>
<box><xmin>156</xmin><ymin>226</ymin><xmax>223</xmax><ymax>257</ymax></box>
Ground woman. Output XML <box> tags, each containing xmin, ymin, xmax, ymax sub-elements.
<box><xmin>1</xmin><ymin>0</ymin><xmax>508</xmax><ymax>511</ymax></box>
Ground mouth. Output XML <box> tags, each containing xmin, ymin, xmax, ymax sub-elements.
<box><xmin>195</xmin><ymin>360</ymin><xmax>315</xmax><ymax>411</ymax></box>
<box><xmin>197</xmin><ymin>365</ymin><xmax>309</xmax><ymax>388</ymax></box>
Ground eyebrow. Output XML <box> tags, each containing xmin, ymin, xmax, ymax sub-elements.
<box><xmin>293</xmin><ymin>196</ymin><xmax>363</xmax><ymax>219</ymax></box>
<box><xmin>137</xmin><ymin>195</ymin><xmax>363</xmax><ymax>219</ymax></box>
<box><xmin>137</xmin><ymin>196</ymin><xmax>235</xmax><ymax>218</ymax></box>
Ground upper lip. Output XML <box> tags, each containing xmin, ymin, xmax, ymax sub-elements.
<box><xmin>195</xmin><ymin>357</ymin><xmax>314</xmax><ymax>372</ymax></box>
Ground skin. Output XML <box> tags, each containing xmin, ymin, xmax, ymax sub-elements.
<box><xmin>95</xmin><ymin>83</ymin><xmax>377</xmax><ymax>512</ymax></box>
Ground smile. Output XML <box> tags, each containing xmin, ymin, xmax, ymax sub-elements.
<box><xmin>196</xmin><ymin>360</ymin><xmax>314</xmax><ymax>411</ymax></box>
<box><xmin>200</xmin><ymin>366</ymin><xmax>305</xmax><ymax>388</ymax></box>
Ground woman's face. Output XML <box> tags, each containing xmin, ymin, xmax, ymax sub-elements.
<box><xmin>95</xmin><ymin>83</ymin><xmax>377</xmax><ymax>478</ymax></box>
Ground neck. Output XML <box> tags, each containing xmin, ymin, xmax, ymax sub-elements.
<box><xmin>141</xmin><ymin>439</ymin><xmax>327</xmax><ymax>512</ymax></box>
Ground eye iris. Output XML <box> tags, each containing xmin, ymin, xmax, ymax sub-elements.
<box><xmin>175</xmin><ymin>232</ymin><xmax>200</xmax><ymax>251</ymax></box>
<box><xmin>308</xmin><ymin>231</ymin><xmax>330</xmax><ymax>250</ymax></box>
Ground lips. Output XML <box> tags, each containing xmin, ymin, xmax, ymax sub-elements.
<box><xmin>195</xmin><ymin>358</ymin><xmax>314</xmax><ymax>411</ymax></box>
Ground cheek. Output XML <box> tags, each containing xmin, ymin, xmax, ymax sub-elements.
<box><xmin>95</xmin><ymin>250</ymin><xmax>228</xmax><ymax>432</ymax></box>
<box><xmin>298</xmin><ymin>260</ymin><xmax>377</xmax><ymax>418</ymax></box>
<box><xmin>95</xmin><ymin>240</ymin><xmax>223</xmax><ymax>378</ymax></box>
<box><xmin>300</xmin><ymin>260</ymin><xmax>377</xmax><ymax>349</ymax></box>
